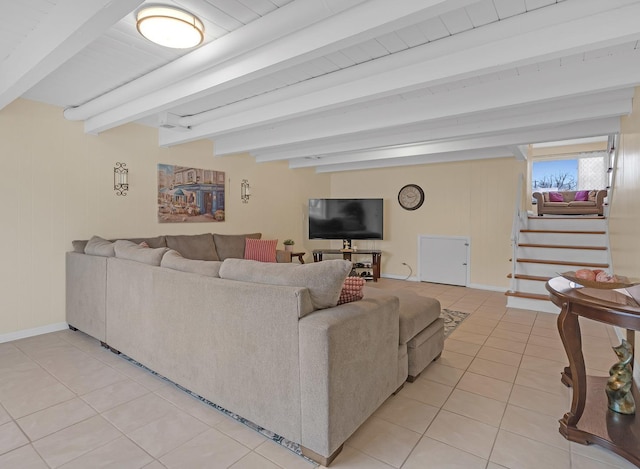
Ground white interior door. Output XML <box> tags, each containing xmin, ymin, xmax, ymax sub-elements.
<box><xmin>419</xmin><ymin>235</ymin><xmax>469</xmax><ymax>286</ymax></box>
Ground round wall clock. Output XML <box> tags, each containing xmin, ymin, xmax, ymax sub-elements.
<box><xmin>398</xmin><ymin>184</ymin><xmax>425</xmax><ymax>211</ymax></box>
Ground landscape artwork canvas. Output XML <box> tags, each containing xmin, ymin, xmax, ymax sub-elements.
<box><xmin>158</xmin><ymin>164</ymin><xmax>225</xmax><ymax>223</ymax></box>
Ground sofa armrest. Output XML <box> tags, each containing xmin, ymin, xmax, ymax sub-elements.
<box><xmin>66</xmin><ymin>252</ymin><xmax>107</xmax><ymax>341</ymax></box>
<box><xmin>532</xmin><ymin>192</ymin><xmax>544</xmax><ymax>206</ymax></box>
<box><xmin>298</xmin><ymin>295</ymin><xmax>399</xmax><ymax>458</ymax></box>
<box><xmin>595</xmin><ymin>189</ymin><xmax>607</xmax><ymax>207</ymax></box>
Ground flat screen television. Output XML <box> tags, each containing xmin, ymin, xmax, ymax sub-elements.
<box><xmin>309</xmin><ymin>198</ymin><xmax>383</xmax><ymax>241</ymax></box>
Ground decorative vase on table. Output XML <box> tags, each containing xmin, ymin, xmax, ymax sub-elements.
<box><xmin>606</xmin><ymin>339</ymin><xmax>636</xmax><ymax>415</ymax></box>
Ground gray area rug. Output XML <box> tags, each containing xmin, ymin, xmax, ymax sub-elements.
<box><xmin>441</xmin><ymin>309</ymin><xmax>470</xmax><ymax>337</ymax></box>
<box><xmin>120</xmin><ymin>308</ymin><xmax>471</xmax><ymax>461</ymax></box>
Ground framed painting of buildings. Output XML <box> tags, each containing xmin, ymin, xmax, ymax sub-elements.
<box><xmin>158</xmin><ymin>164</ymin><xmax>225</xmax><ymax>223</ymax></box>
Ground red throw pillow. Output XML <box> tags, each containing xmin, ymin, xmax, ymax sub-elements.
<box><xmin>549</xmin><ymin>192</ymin><xmax>564</xmax><ymax>202</ymax></box>
<box><xmin>574</xmin><ymin>190</ymin><xmax>589</xmax><ymax>201</ymax></box>
<box><xmin>244</xmin><ymin>238</ymin><xmax>277</xmax><ymax>263</ymax></box>
<box><xmin>338</xmin><ymin>276</ymin><xmax>366</xmax><ymax>305</ymax></box>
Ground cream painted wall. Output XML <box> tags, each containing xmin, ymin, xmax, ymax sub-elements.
<box><xmin>0</xmin><ymin>99</ymin><xmax>330</xmax><ymax>336</ymax></box>
<box><xmin>608</xmin><ymin>86</ymin><xmax>640</xmax><ymax>381</ymax></box>
<box><xmin>329</xmin><ymin>158</ymin><xmax>525</xmax><ymax>288</ymax></box>
<box><xmin>610</xmin><ymin>87</ymin><xmax>640</xmax><ymax>277</ymax></box>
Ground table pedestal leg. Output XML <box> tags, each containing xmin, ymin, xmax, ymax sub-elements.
<box><xmin>557</xmin><ymin>301</ymin><xmax>587</xmax><ymax>440</ymax></box>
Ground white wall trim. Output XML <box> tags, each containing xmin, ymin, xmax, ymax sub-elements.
<box><xmin>379</xmin><ymin>274</ymin><xmax>505</xmax><ymax>291</ymax></box>
<box><xmin>381</xmin><ymin>273</ymin><xmax>420</xmax><ymax>282</ymax></box>
<box><xmin>0</xmin><ymin>322</ymin><xmax>68</xmax><ymax>344</ymax></box>
<box><xmin>467</xmin><ymin>283</ymin><xmax>507</xmax><ymax>293</ymax></box>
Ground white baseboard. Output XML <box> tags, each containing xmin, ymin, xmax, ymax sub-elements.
<box><xmin>380</xmin><ymin>275</ymin><xmax>506</xmax><ymax>291</ymax></box>
<box><xmin>467</xmin><ymin>283</ymin><xmax>507</xmax><ymax>292</ymax></box>
<box><xmin>380</xmin><ymin>274</ymin><xmax>420</xmax><ymax>282</ymax></box>
<box><xmin>0</xmin><ymin>322</ymin><xmax>68</xmax><ymax>344</ymax></box>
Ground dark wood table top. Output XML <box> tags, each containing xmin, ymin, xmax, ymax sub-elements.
<box><xmin>546</xmin><ymin>277</ymin><xmax>640</xmax><ymax>329</ymax></box>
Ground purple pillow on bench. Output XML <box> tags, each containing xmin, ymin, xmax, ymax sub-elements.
<box><xmin>574</xmin><ymin>190</ymin><xmax>589</xmax><ymax>201</ymax></box>
<box><xmin>549</xmin><ymin>192</ymin><xmax>564</xmax><ymax>202</ymax></box>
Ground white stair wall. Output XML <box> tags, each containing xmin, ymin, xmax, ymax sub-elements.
<box><xmin>519</xmin><ymin>232</ymin><xmax>605</xmax><ymax>246</ymax></box>
<box><xmin>527</xmin><ymin>217</ymin><xmax>606</xmax><ymax>231</ymax></box>
<box><xmin>510</xmin><ymin>296</ymin><xmax>561</xmax><ymax>314</ymax></box>
<box><xmin>510</xmin><ymin>278</ymin><xmax>549</xmax><ymax>296</ymax></box>
<box><xmin>517</xmin><ymin>246</ymin><xmax>607</xmax><ymax>264</ymax></box>
<box><xmin>515</xmin><ymin>261</ymin><xmax>606</xmax><ymax>278</ymax></box>
<box><xmin>507</xmin><ymin>216</ymin><xmax>609</xmax><ymax>313</ymax></box>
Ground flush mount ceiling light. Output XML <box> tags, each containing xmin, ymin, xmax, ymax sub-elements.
<box><xmin>136</xmin><ymin>6</ymin><xmax>204</xmax><ymax>49</ymax></box>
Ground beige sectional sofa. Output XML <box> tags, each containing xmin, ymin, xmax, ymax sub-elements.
<box><xmin>66</xmin><ymin>232</ymin><xmax>443</xmax><ymax>465</ymax></box>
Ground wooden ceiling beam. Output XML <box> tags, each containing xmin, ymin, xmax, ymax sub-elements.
<box><xmin>159</xmin><ymin>0</ymin><xmax>640</xmax><ymax>148</ymax></box>
<box><xmin>83</xmin><ymin>0</ymin><xmax>476</xmax><ymax>134</ymax></box>
<box><xmin>211</xmin><ymin>53</ymin><xmax>637</xmax><ymax>156</ymax></box>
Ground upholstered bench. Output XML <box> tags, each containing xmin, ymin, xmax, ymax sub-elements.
<box><xmin>364</xmin><ymin>287</ymin><xmax>444</xmax><ymax>383</ymax></box>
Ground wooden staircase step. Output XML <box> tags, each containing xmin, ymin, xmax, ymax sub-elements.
<box><xmin>507</xmin><ymin>274</ymin><xmax>551</xmax><ymax>282</ymax></box>
<box><xmin>516</xmin><ymin>258</ymin><xmax>609</xmax><ymax>268</ymax></box>
<box><xmin>520</xmin><ymin>229</ymin><xmax>606</xmax><ymax>235</ymax></box>
<box><xmin>518</xmin><ymin>243</ymin><xmax>607</xmax><ymax>250</ymax></box>
<box><xmin>505</xmin><ymin>290</ymin><xmax>549</xmax><ymax>301</ymax></box>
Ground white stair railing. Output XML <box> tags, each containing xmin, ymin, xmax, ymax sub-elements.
<box><xmin>510</xmin><ymin>173</ymin><xmax>525</xmax><ymax>292</ymax></box>
<box><xmin>604</xmin><ymin>134</ymin><xmax>618</xmax><ymax>273</ymax></box>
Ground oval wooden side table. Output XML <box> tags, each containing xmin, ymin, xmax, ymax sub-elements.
<box><xmin>546</xmin><ymin>276</ymin><xmax>639</xmax><ymax>467</ymax></box>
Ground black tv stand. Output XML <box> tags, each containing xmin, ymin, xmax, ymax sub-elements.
<box><xmin>312</xmin><ymin>249</ymin><xmax>381</xmax><ymax>282</ymax></box>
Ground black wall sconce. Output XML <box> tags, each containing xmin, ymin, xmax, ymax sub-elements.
<box><xmin>241</xmin><ymin>179</ymin><xmax>251</xmax><ymax>203</ymax></box>
<box><xmin>114</xmin><ymin>162</ymin><xmax>129</xmax><ymax>196</ymax></box>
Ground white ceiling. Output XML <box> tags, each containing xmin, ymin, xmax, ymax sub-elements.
<box><xmin>2</xmin><ymin>0</ymin><xmax>639</xmax><ymax>172</ymax></box>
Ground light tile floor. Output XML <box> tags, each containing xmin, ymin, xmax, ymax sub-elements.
<box><xmin>0</xmin><ymin>279</ymin><xmax>636</xmax><ymax>469</ymax></box>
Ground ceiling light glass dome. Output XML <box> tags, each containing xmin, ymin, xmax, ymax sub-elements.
<box><xmin>136</xmin><ymin>6</ymin><xmax>204</xmax><ymax>49</ymax></box>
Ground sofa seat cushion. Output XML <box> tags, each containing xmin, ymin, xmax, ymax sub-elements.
<box><xmin>364</xmin><ymin>287</ymin><xmax>441</xmax><ymax>344</ymax></box>
<box><xmin>161</xmin><ymin>249</ymin><xmax>222</xmax><ymax>277</ymax></box>
<box><xmin>219</xmin><ymin>258</ymin><xmax>351</xmax><ymax>312</ymax></box>
<box><xmin>166</xmin><ymin>234</ymin><xmax>218</xmax><ymax>261</ymax></box>
<box><xmin>568</xmin><ymin>201</ymin><xmax>596</xmax><ymax>207</ymax></box>
<box><xmin>544</xmin><ymin>202</ymin><xmax>570</xmax><ymax>207</ymax></box>
<box><xmin>214</xmin><ymin>233</ymin><xmax>261</xmax><ymax>260</ymax></box>
<box><xmin>114</xmin><ymin>240</ymin><xmax>168</xmax><ymax>266</ymax></box>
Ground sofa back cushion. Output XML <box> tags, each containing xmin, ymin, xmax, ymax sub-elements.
<box><xmin>114</xmin><ymin>240</ymin><xmax>168</xmax><ymax>266</ymax></box>
<box><xmin>219</xmin><ymin>258</ymin><xmax>351</xmax><ymax>312</ymax></box>
<box><xmin>166</xmin><ymin>234</ymin><xmax>218</xmax><ymax>261</ymax></box>
<box><xmin>213</xmin><ymin>233</ymin><xmax>261</xmax><ymax>260</ymax></box>
<box><xmin>161</xmin><ymin>249</ymin><xmax>222</xmax><ymax>277</ymax></box>
<box><xmin>85</xmin><ymin>236</ymin><xmax>115</xmax><ymax>257</ymax></box>
<box><xmin>244</xmin><ymin>238</ymin><xmax>277</xmax><ymax>263</ymax></box>
<box><xmin>125</xmin><ymin>236</ymin><xmax>167</xmax><ymax>249</ymax></box>
<box><xmin>75</xmin><ymin>236</ymin><xmax>167</xmax><ymax>253</ymax></box>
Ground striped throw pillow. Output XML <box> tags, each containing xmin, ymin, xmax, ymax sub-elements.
<box><xmin>244</xmin><ymin>238</ymin><xmax>278</xmax><ymax>263</ymax></box>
